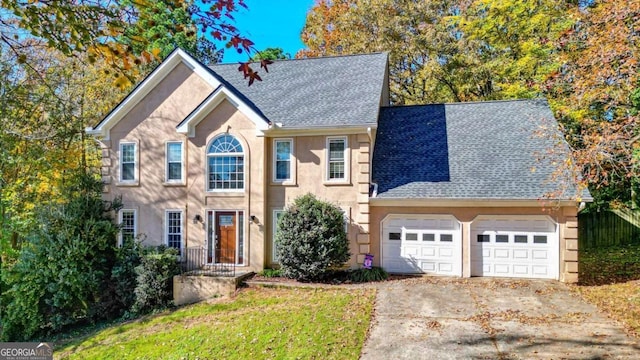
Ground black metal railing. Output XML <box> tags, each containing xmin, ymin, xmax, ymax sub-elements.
<box><xmin>179</xmin><ymin>247</ymin><xmax>236</xmax><ymax>277</ymax></box>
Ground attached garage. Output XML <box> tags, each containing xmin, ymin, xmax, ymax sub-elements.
<box><xmin>381</xmin><ymin>215</ymin><xmax>462</xmax><ymax>276</ymax></box>
<box><xmin>470</xmin><ymin>216</ymin><xmax>559</xmax><ymax>279</ymax></box>
<box><xmin>370</xmin><ymin>100</ymin><xmax>587</xmax><ymax>282</ymax></box>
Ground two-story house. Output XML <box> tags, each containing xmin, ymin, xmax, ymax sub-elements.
<box><xmin>87</xmin><ymin>49</ymin><xmax>587</xmax><ymax>282</ymax></box>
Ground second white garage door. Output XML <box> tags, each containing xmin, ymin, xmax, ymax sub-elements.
<box><xmin>470</xmin><ymin>216</ymin><xmax>559</xmax><ymax>279</ymax></box>
<box><xmin>382</xmin><ymin>215</ymin><xmax>462</xmax><ymax>276</ymax></box>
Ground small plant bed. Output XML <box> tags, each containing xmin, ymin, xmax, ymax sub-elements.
<box><xmin>55</xmin><ymin>287</ymin><xmax>375</xmax><ymax>359</ymax></box>
<box><xmin>579</xmin><ymin>243</ymin><xmax>640</xmax><ymax>286</ymax></box>
<box><xmin>253</xmin><ymin>267</ymin><xmax>389</xmax><ymax>285</ymax></box>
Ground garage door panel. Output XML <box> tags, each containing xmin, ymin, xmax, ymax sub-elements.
<box><xmin>438</xmin><ymin>263</ymin><xmax>453</xmax><ymax>273</ymax></box>
<box><xmin>495</xmin><ymin>249</ymin><xmax>510</xmax><ymax>258</ymax></box>
<box><xmin>513</xmin><ymin>265</ymin><xmax>530</xmax><ymax>275</ymax></box>
<box><xmin>439</xmin><ymin>248</ymin><xmax>453</xmax><ymax>257</ymax></box>
<box><xmin>494</xmin><ymin>264</ymin><xmax>510</xmax><ymax>274</ymax></box>
<box><xmin>422</xmin><ymin>247</ymin><xmax>436</xmax><ymax>257</ymax></box>
<box><xmin>532</xmin><ymin>250</ymin><xmax>549</xmax><ymax>259</ymax></box>
<box><xmin>513</xmin><ymin>249</ymin><xmax>529</xmax><ymax>259</ymax></box>
<box><xmin>382</xmin><ymin>215</ymin><xmax>461</xmax><ymax>276</ymax></box>
<box><xmin>421</xmin><ymin>262</ymin><xmax>436</xmax><ymax>272</ymax></box>
<box><xmin>471</xmin><ymin>217</ymin><xmax>559</xmax><ymax>279</ymax></box>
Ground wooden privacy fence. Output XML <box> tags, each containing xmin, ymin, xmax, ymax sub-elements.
<box><xmin>578</xmin><ymin>209</ymin><xmax>640</xmax><ymax>250</ymax></box>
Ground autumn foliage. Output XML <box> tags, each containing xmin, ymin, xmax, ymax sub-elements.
<box><xmin>300</xmin><ymin>0</ymin><xmax>640</xmax><ymax>207</ymax></box>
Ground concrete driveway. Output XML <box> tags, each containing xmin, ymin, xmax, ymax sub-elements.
<box><xmin>361</xmin><ymin>277</ymin><xmax>640</xmax><ymax>359</ymax></box>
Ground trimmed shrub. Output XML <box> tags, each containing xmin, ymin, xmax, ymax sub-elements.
<box><xmin>275</xmin><ymin>194</ymin><xmax>351</xmax><ymax>281</ymax></box>
<box><xmin>130</xmin><ymin>246</ymin><xmax>181</xmax><ymax>315</ymax></box>
<box><xmin>348</xmin><ymin>267</ymin><xmax>389</xmax><ymax>283</ymax></box>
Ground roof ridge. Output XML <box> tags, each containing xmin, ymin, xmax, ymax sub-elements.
<box><xmin>380</xmin><ymin>98</ymin><xmax>548</xmax><ymax>109</ymax></box>
<box><xmin>212</xmin><ymin>51</ymin><xmax>388</xmax><ymax>67</ymax></box>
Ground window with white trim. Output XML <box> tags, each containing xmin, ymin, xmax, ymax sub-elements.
<box><xmin>119</xmin><ymin>209</ymin><xmax>136</xmax><ymax>246</ymax></box>
<box><xmin>166</xmin><ymin>210</ymin><xmax>183</xmax><ymax>255</ymax></box>
<box><xmin>274</xmin><ymin>139</ymin><xmax>292</xmax><ymax>182</ymax></box>
<box><xmin>120</xmin><ymin>142</ymin><xmax>137</xmax><ymax>182</ymax></box>
<box><xmin>166</xmin><ymin>141</ymin><xmax>183</xmax><ymax>182</ymax></box>
<box><xmin>327</xmin><ymin>137</ymin><xmax>347</xmax><ymax>181</ymax></box>
<box><xmin>272</xmin><ymin>209</ymin><xmax>286</xmax><ymax>262</ymax></box>
<box><xmin>207</xmin><ymin>134</ymin><xmax>244</xmax><ymax>190</ymax></box>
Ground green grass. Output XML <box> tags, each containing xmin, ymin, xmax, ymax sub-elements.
<box><xmin>579</xmin><ymin>243</ymin><xmax>640</xmax><ymax>285</ymax></box>
<box><xmin>575</xmin><ymin>242</ymin><xmax>640</xmax><ymax>338</ymax></box>
<box><xmin>55</xmin><ymin>287</ymin><xmax>376</xmax><ymax>359</ymax></box>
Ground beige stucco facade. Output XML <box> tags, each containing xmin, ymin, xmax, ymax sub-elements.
<box><xmin>98</xmin><ymin>60</ymin><xmax>373</xmax><ymax>273</ymax></box>
<box><xmin>94</xmin><ymin>51</ymin><xmax>581</xmax><ymax>282</ymax></box>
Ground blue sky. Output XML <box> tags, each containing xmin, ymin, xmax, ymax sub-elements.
<box><xmin>221</xmin><ymin>0</ymin><xmax>315</xmax><ymax>63</ymax></box>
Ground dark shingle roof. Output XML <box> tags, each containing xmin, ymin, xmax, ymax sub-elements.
<box><xmin>372</xmin><ymin>99</ymin><xmax>588</xmax><ymax>200</ymax></box>
<box><xmin>209</xmin><ymin>53</ymin><xmax>388</xmax><ymax>128</ymax></box>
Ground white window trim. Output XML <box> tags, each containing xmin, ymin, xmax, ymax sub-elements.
<box><xmin>165</xmin><ymin>141</ymin><xmax>185</xmax><ymax>185</ymax></box>
<box><xmin>165</xmin><ymin>209</ymin><xmax>184</xmax><ymax>254</ymax></box>
<box><xmin>206</xmin><ymin>135</ymin><xmax>245</xmax><ymax>193</ymax></box>
<box><xmin>272</xmin><ymin>209</ymin><xmax>286</xmax><ymax>263</ymax></box>
<box><xmin>118</xmin><ymin>141</ymin><xmax>139</xmax><ymax>185</ymax></box>
<box><xmin>325</xmin><ymin>136</ymin><xmax>349</xmax><ymax>184</ymax></box>
<box><xmin>118</xmin><ymin>209</ymin><xmax>137</xmax><ymax>246</ymax></box>
<box><xmin>272</xmin><ymin>138</ymin><xmax>295</xmax><ymax>184</ymax></box>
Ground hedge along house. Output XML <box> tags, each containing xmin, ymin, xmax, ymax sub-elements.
<box><xmin>86</xmin><ymin>49</ymin><xmax>589</xmax><ymax>283</ymax></box>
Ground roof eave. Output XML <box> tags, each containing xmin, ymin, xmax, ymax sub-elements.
<box><xmin>177</xmin><ymin>85</ymin><xmax>270</xmax><ymax>137</ymax></box>
<box><xmin>369</xmin><ymin>197</ymin><xmax>584</xmax><ymax>208</ymax></box>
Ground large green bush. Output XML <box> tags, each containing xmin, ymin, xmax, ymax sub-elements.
<box><xmin>275</xmin><ymin>194</ymin><xmax>351</xmax><ymax>281</ymax></box>
<box><xmin>0</xmin><ymin>174</ymin><xmax>121</xmax><ymax>341</ymax></box>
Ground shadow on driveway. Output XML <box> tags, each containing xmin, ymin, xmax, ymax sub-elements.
<box><xmin>361</xmin><ymin>277</ymin><xmax>640</xmax><ymax>359</ymax></box>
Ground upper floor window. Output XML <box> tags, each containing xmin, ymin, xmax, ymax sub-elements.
<box><xmin>119</xmin><ymin>209</ymin><xmax>136</xmax><ymax>246</ymax></box>
<box><xmin>274</xmin><ymin>139</ymin><xmax>292</xmax><ymax>182</ymax></box>
<box><xmin>207</xmin><ymin>134</ymin><xmax>244</xmax><ymax>191</ymax></box>
<box><xmin>120</xmin><ymin>142</ymin><xmax>137</xmax><ymax>182</ymax></box>
<box><xmin>327</xmin><ymin>136</ymin><xmax>347</xmax><ymax>181</ymax></box>
<box><xmin>166</xmin><ymin>141</ymin><xmax>184</xmax><ymax>183</ymax></box>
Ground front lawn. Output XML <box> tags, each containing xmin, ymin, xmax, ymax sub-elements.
<box><xmin>56</xmin><ymin>286</ymin><xmax>376</xmax><ymax>359</ymax></box>
<box><xmin>573</xmin><ymin>243</ymin><xmax>640</xmax><ymax>337</ymax></box>
<box><xmin>574</xmin><ymin>281</ymin><xmax>640</xmax><ymax>337</ymax></box>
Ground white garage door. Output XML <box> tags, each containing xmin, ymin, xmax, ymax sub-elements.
<box><xmin>382</xmin><ymin>215</ymin><xmax>462</xmax><ymax>276</ymax></box>
<box><xmin>470</xmin><ymin>216</ymin><xmax>559</xmax><ymax>279</ymax></box>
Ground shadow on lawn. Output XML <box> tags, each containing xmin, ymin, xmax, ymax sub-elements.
<box><xmin>579</xmin><ymin>243</ymin><xmax>640</xmax><ymax>286</ymax></box>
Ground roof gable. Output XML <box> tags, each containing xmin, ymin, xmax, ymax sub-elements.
<box><xmin>86</xmin><ymin>48</ymin><xmax>269</xmax><ymax>139</ymax></box>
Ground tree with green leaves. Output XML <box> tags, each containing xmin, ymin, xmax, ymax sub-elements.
<box><xmin>0</xmin><ymin>0</ymin><xmax>265</xmax><ymax>87</ymax></box>
<box><xmin>300</xmin><ymin>0</ymin><xmax>574</xmax><ymax>105</ymax></box>
<box><xmin>251</xmin><ymin>47</ymin><xmax>290</xmax><ymax>61</ymax></box>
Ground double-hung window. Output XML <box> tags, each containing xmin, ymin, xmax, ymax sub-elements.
<box><xmin>119</xmin><ymin>209</ymin><xmax>136</xmax><ymax>246</ymax></box>
<box><xmin>207</xmin><ymin>135</ymin><xmax>244</xmax><ymax>191</ymax></box>
<box><xmin>166</xmin><ymin>210</ymin><xmax>183</xmax><ymax>255</ymax></box>
<box><xmin>120</xmin><ymin>142</ymin><xmax>137</xmax><ymax>182</ymax></box>
<box><xmin>327</xmin><ymin>137</ymin><xmax>347</xmax><ymax>182</ymax></box>
<box><xmin>166</xmin><ymin>141</ymin><xmax>183</xmax><ymax>183</ymax></box>
<box><xmin>274</xmin><ymin>139</ymin><xmax>292</xmax><ymax>182</ymax></box>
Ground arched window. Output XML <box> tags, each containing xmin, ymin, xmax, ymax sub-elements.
<box><xmin>207</xmin><ymin>134</ymin><xmax>244</xmax><ymax>190</ymax></box>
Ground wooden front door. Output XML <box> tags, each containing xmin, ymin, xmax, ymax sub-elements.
<box><xmin>215</xmin><ymin>212</ymin><xmax>237</xmax><ymax>263</ymax></box>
